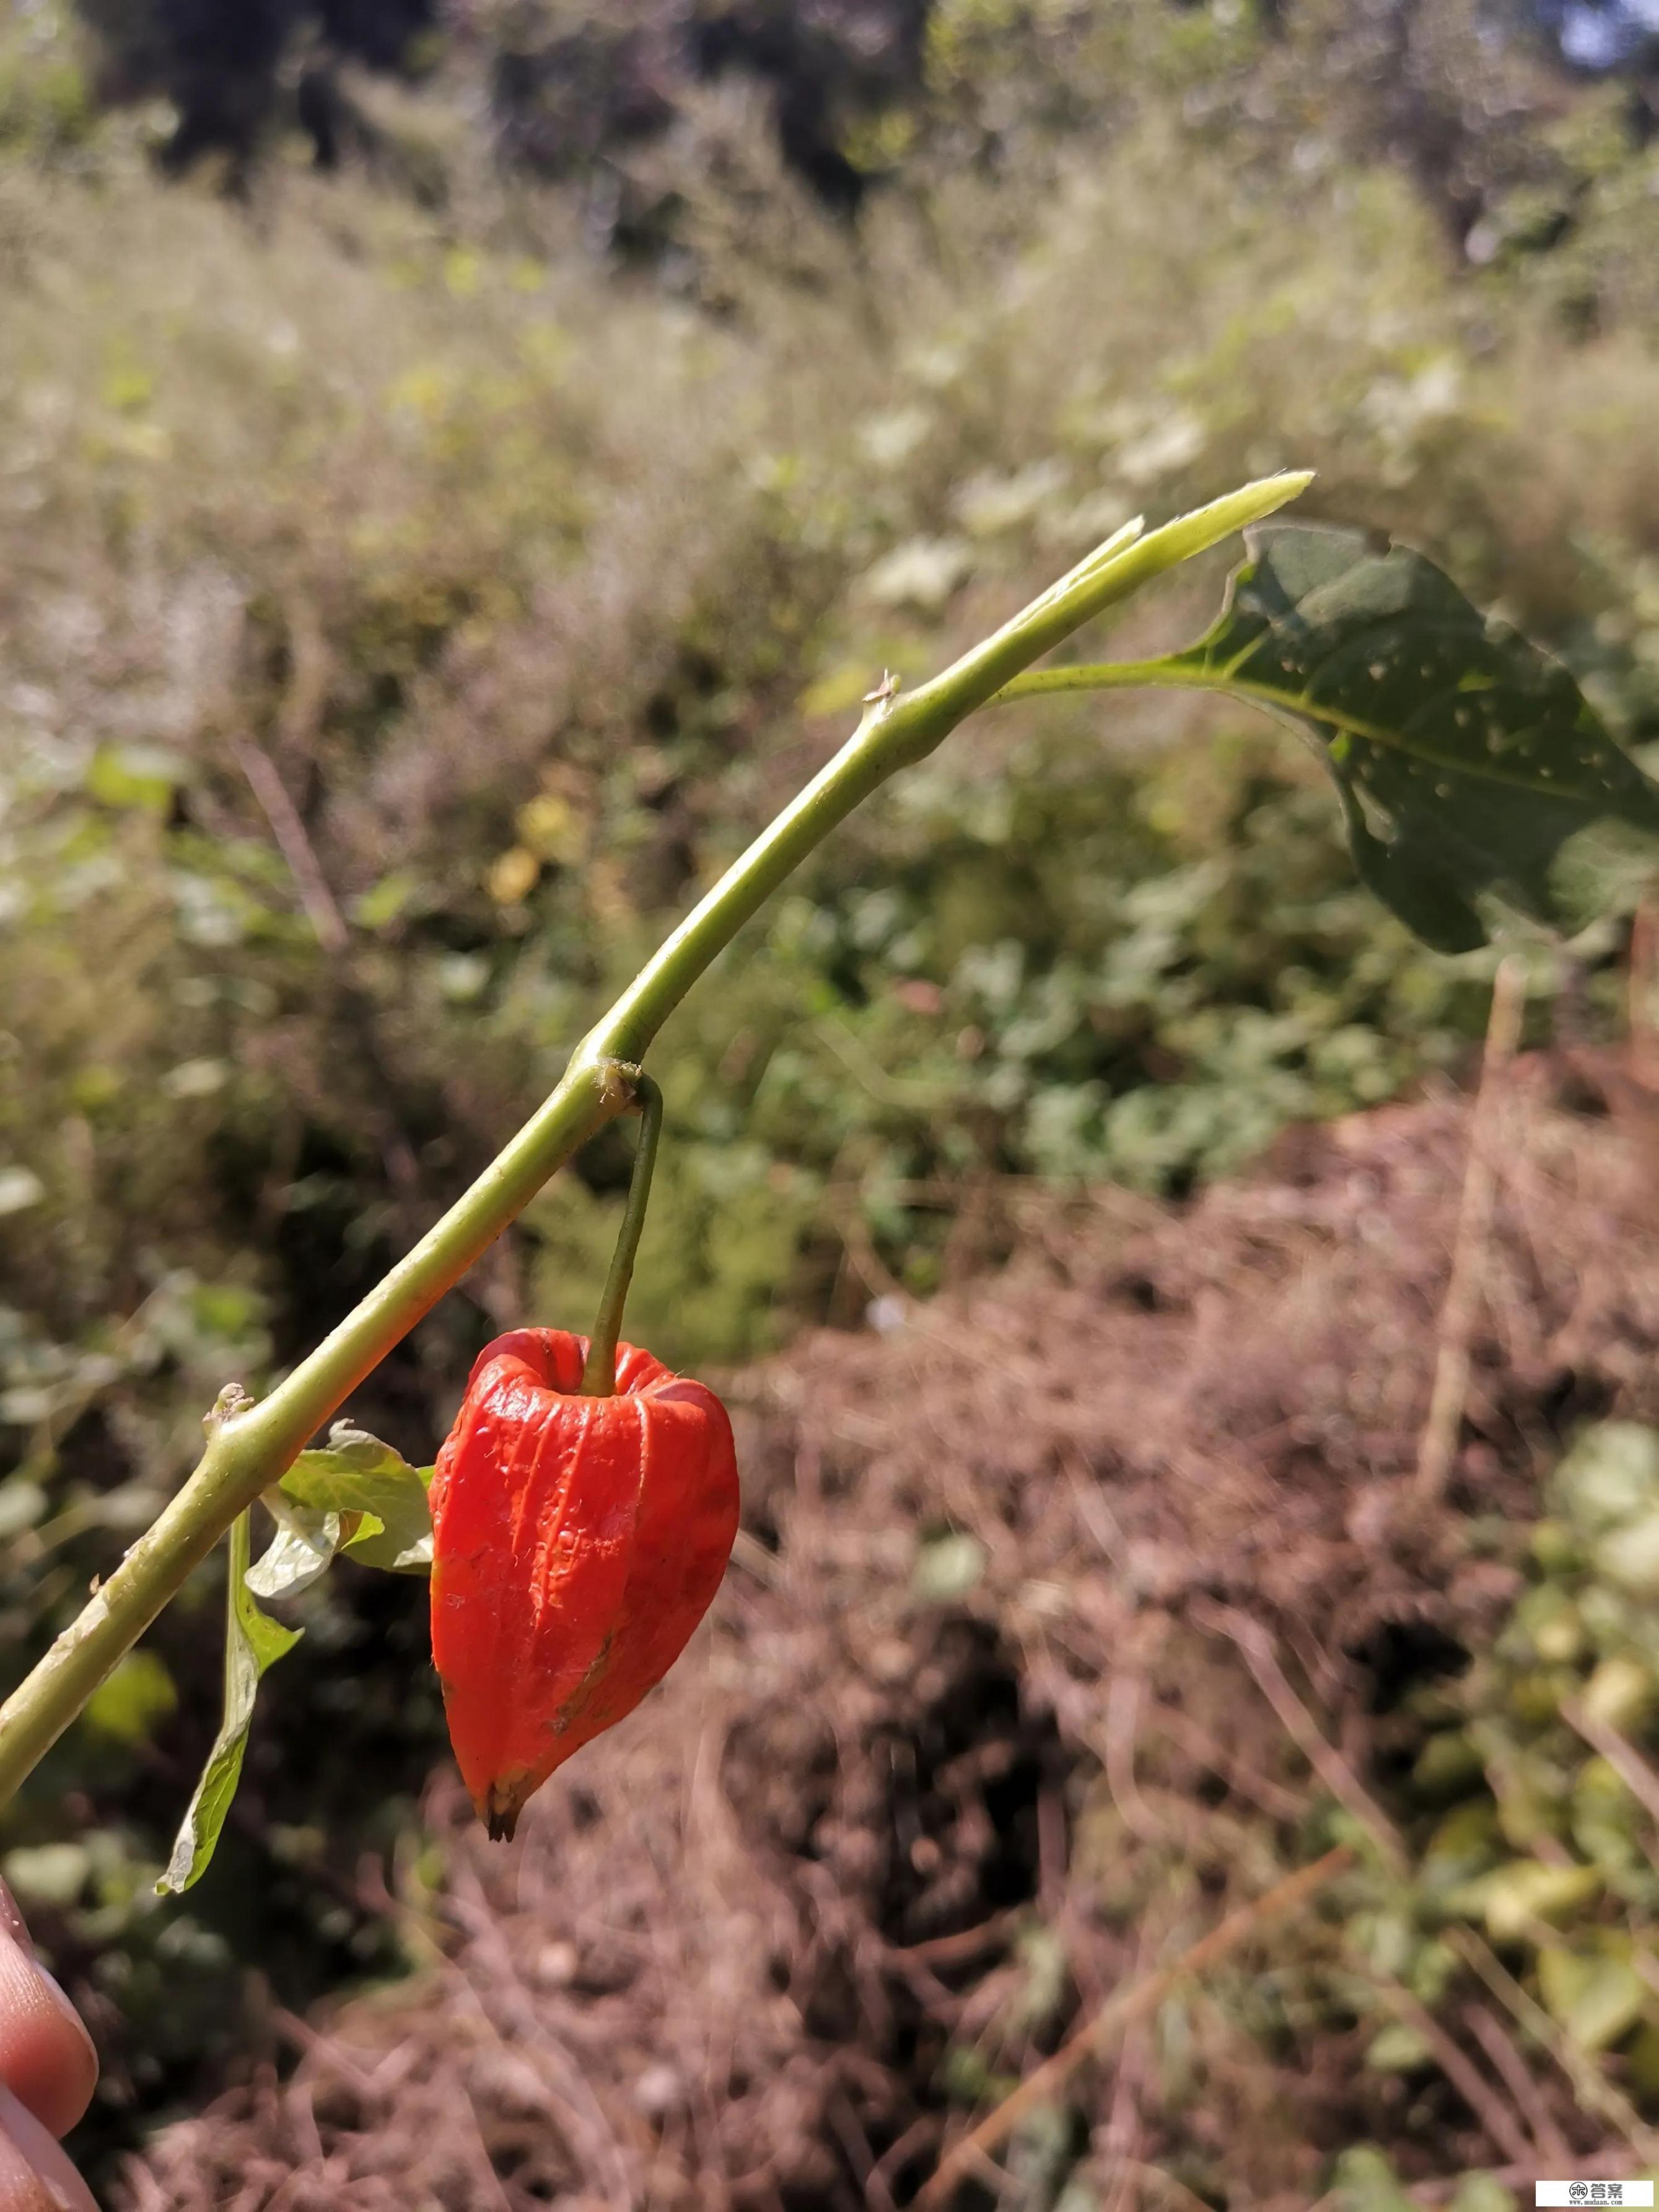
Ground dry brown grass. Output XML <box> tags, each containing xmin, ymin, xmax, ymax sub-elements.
<box><xmin>110</xmin><ymin>1045</ymin><xmax>1659</xmax><ymax>2210</ymax></box>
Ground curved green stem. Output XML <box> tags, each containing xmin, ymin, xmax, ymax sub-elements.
<box><xmin>580</xmin><ymin>1072</ymin><xmax>663</xmax><ymax>1397</ymax></box>
<box><xmin>0</xmin><ymin>469</ymin><xmax>1310</xmax><ymax>1811</ymax></box>
<box><xmin>995</xmin><ymin>658</ymin><xmax>1206</xmax><ymax>701</ymax></box>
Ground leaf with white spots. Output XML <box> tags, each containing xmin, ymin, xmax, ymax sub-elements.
<box><xmin>1002</xmin><ymin>523</ymin><xmax>1659</xmax><ymax>953</ymax></box>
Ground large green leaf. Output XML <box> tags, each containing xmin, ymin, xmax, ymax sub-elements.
<box><xmin>157</xmin><ymin>1511</ymin><xmax>301</xmax><ymax>1894</ymax></box>
<box><xmin>279</xmin><ymin>1422</ymin><xmax>434</xmax><ymax>1574</ymax></box>
<box><xmin>1003</xmin><ymin>523</ymin><xmax>1659</xmax><ymax>953</ymax></box>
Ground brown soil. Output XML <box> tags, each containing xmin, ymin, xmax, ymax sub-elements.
<box><xmin>115</xmin><ymin>1048</ymin><xmax>1659</xmax><ymax>2212</ymax></box>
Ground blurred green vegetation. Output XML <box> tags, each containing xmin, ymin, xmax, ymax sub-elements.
<box><xmin>9</xmin><ymin>0</ymin><xmax>1659</xmax><ymax>2174</ymax></box>
<box><xmin>1328</xmin><ymin>1423</ymin><xmax>1659</xmax><ymax>2204</ymax></box>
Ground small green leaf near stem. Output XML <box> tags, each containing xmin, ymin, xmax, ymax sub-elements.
<box><xmin>157</xmin><ymin>1511</ymin><xmax>300</xmax><ymax>1895</ymax></box>
<box><xmin>281</xmin><ymin>1425</ymin><xmax>434</xmax><ymax>1572</ymax></box>
<box><xmin>580</xmin><ymin>1070</ymin><xmax>663</xmax><ymax>1398</ymax></box>
<box><xmin>245</xmin><ymin>1499</ymin><xmax>341</xmax><ymax>1601</ymax></box>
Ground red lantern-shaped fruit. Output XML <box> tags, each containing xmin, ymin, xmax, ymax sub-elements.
<box><xmin>429</xmin><ymin>1327</ymin><xmax>739</xmax><ymax>1838</ymax></box>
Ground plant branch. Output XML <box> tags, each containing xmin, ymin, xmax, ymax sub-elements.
<box><xmin>230</xmin><ymin>734</ymin><xmax>349</xmax><ymax>958</ymax></box>
<box><xmin>596</xmin><ymin>478</ymin><xmax>1308</xmax><ymax>1062</ymax></box>
<box><xmin>1372</xmin><ymin>1978</ymin><xmax>1532</xmax><ymax>2167</ymax></box>
<box><xmin>1191</xmin><ymin>1601</ymin><xmax>1407</xmax><ymax>1871</ymax></box>
<box><xmin>1447</xmin><ymin>1928</ymin><xmax>1659</xmax><ymax>2161</ymax></box>
<box><xmin>580</xmin><ymin>1072</ymin><xmax>663</xmax><ymax>1397</ymax></box>
<box><xmin>0</xmin><ymin>471</ymin><xmax>1310</xmax><ymax>1810</ymax></box>
<box><xmin>1416</xmin><ymin>955</ymin><xmax>1525</xmax><ymax>1502</ymax></box>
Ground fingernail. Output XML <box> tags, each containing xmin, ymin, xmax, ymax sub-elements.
<box><xmin>0</xmin><ymin>2083</ymin><xmax>97</xmax><ymax>2212</ymax></box>
<box><xmin>0</xmin><ymin>1886</ymin><xmax>27</xmax><ymax>1954</ymax></box>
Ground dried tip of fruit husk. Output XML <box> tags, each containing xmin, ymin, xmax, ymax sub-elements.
<box><xmin>484</xmin><ymin>1785</ymin><xmax>523</xmax><ymax>1843</ymax></box>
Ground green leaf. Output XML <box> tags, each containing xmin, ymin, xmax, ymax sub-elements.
<box><xmin>1481</xmin><ymin>1858</ymin><xmax>1601</xmax><ymax>1940</ymax></box>
<box><xmin>245</xmin><ymin>1497</ymin><xmax>341</xmax><ymax>1601</ymax></box>
<box><xmin>1446</xmin><ymin>2180</ymin><xmax>1519</xmax><ymax>2212</ymax></box>
<box><xmin>0</xmin><ymin>1169</ymin><xmax>46</xmax><ymax>1219</ymax></box>
<box><xmin>1002</xmin><ymin>523</ymin><xmax>1659</xmax><ymax>955</ymax></box>
<box><xmin>0</xmin><ymin>1477</ymin><xmax>47</xmax><ymax>1541</ymax></box>
<box><xmin>352</xmin><ymin>869</ymin><xmax>419</xmax><ymax>932</ymax></box>
<box><xmin>157</xmin><ymin>1511</ymin><xmax>301</xmax><ymax>1895</ymax></box>
<box><xmin>2</xmin><ymin>1844</ymin><xmax>91</xmax><ymax>1910</ymax></box>
<box><xmin>1552</xmin><ymin>1421</ymin><xmax>1659</xmax><ymax>1536</ymax></box>
<box><xmin>1181</xmin><ymin>524</ymin><xmax>1659</xmax><ymax>949</ymax></box>
<box><xmin>1363</xmin><ymin>2021</ymin><xmax>1434</xmax><ymax>2074</ymax></box>
<box><xmin>84</xmin><ymin>743</ymin><xmax>188</xmax><ymax>814</ymax></box>
<box><xmin>911</xmin><ymin>1530</ymin><xmax>988</xmax><ymax>1604</ymax></box>
<box><xmin>82</xmin><ymin>1650</ymin><xmax>177</xmax><ymax>1746</ymax></box>
<box><xmin>1536</xmin><ymin>1943</ymin><xmax>1645</xmax><ymax>2053</ymax></box>
<box><xmin>1582</xmin><ymin>1654</ymin><xmax>1658</xmax><ymax>1733</ymax></box>
<box><xmin>1330</xmin><ymin>2146</ymin><xmax>1417</xmax><ymax>2212</ymax></box>
<box><xmin>279</xmin><ymin>1422</ymin><xmax>433</xmax><ymax>1573</ymax></box>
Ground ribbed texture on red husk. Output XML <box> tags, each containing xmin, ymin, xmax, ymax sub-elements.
<box><xmin>429</xmin><ymin>1328</ymin><xmax>739</xmax><ymax>1838</ymax></box>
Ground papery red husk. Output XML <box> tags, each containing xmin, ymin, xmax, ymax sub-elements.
<box><xmin>428</xmin><ymin>1327</ymin><xmax>739</xmax><ymax>1839</ymax></box>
